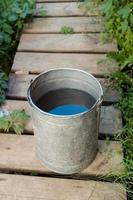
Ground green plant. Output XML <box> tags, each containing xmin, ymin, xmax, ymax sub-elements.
<box><xmin>0</xmin><ymin>0</ymin><xmax>35</xmax><ymax>73</ymax></box>
<box><xmin>37</xmin><ymin>5</ymin><xmax>47</xmax><ymax>16</ymax></box>
<box><xmin>0</xmin><ymin>109</ymin><xmax>30</xmax><ymax>135</ymax></box>
<box><xmin>60</xmin><ymin>26</ymin><xmax>74</xmax><ymax>34</ymax></box>
<box><xmin>83</xmin><ymin>0</ymin><xmax>133</xmax><ymax>198</ymax></box>
<box><xmin>0</xmin><ymin>71</ymin><xmax>8</xmax><ymax>104</ymax></box>
<box><xmin>0</xmin><ymin>0</ymin><xmax>34</xmax><ymax>134</ymax></box>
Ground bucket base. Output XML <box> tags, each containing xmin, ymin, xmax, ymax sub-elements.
<box><xmin>36</xmin><ymin>149</ymin><xmax>98</xmax><ymax>175</ymax></box>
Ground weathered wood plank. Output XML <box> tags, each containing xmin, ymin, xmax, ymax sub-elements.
<box><xmin>18</xmin><ymin>34</ymin><xmax>116</xmax><ymax>53</ymax></box>
<box><xmin>0</xmin><ymin>134</ymin><xmax>124</xmax><ymax>176</ymax></box>
<box><xmin>6</xmin><ymin>73</ymin><xmax>120</xmax><ymax>102</ymax></box>
<box><xmin>100</xmin><ymin>106</ymin><xmax>122</xmax><ymax>135</ymax></box>
<box><xmin>0</xmin><ymin>173</ymin><xmax>126</xmax><ymax>200</ymax></box>
<box><xmin>12</xmin><ymin>52</ymin><xmax>115</xmax><ymax>76</ymax></box>
<box><xmin>35</xmin><ymin>2</ymin><xmax>96</xmax><ymax>17</ymax></box>
<box><xmin>7</xmin><ymin>74</ymin><xmax>35</xmax><ymax>100</ymax></box>
<box><xmin>24</xmin><ymin>17</ymin><xmax>102</xmax><ymax>33</ymax></box>
<box><xmin>2</xmin><ymin>100</ymin><xmax>122</xmax><ymax>135</ymax></box>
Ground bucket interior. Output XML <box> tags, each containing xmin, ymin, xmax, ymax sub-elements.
<box><xmin>29</xmin><ymin>69</ymin><xmax>103</xmax><ymax>115</ymax></box>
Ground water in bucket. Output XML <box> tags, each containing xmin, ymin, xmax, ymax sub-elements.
<box><xmin>36</xmin><ymin>88</ymin><xmax>96</xmax><ymax>115</ymax></box>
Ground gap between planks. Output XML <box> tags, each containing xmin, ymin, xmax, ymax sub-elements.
<box><xmin>0</xmin><ymin>134</ymin><xmax>124</xmax><ymax>177</ymax></box>
<box><xmin>0</xmin><ymin>173</ymin><xmax>126</xmax><ymax>200</ymax></box>
<box><xmin>6</xmin><ymin>73</ymin><xmax>121</xmax><ymax>103</ymax></box>
<box><xmin>2</xmin><ymin>100</ymin><xmax>122</xmax><ymax>136</ymax></box>
<box><xmin>18</xmin><ymin>33</ymin><xmax>117</xmax><ymax>53</ymax></box>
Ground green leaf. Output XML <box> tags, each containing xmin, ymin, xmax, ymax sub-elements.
<box><xmin>13</xmin><ymin>7</ymin><xmax>22</xmax><ymax>14</ymax></box>
<box><xmin>0</xmin><ymin>71</ymin><xmax>8</xmax><ymax>82</ymax></box>
<box><xmin>1</xmin><ymin>11</ymin><xmax>8</xmax><ymax>18</ymax></box>
<box><xmin>118</xmin><ymin>6</ymin><xmax>130</xmax><ymax>19</ymax></box>
<box><xmin>0</xmin><ymin>82</ymin><xmax>8</xmax><ymax>89</ymax></box>
<box><xmin>129</xmin><ymin>14</ymin><xmax>133</xmax><ymax>27</ymax></box>
<box><xmin>20</xmin><ymin>12</ymin><xmax>27</xmax><ymax>19</ymax></box>
<box><xmin>0</xmin><ymin>32</ymin><xmax>4</xmax><ymax>44</ymax></box>
<box><xmin>122</xmin><ymin>55</ymin><xmax>133</xmax><ymax>70</ymax></box>
<box><xmin>0</xmin><ymin>71</ymin><xmax>8</xmax><ymax>105</ymax></box>
<box><xmin>13</xmin><ymin>124</ymin><xmax>23</xmax><ymax>135</ymax></box>
<box><xmin>0</xmin><ymin>118</ymin><xmax>9</xmax><ymax>132</ymax></box>
<box><xmin>22</xmin><ymin>2</ymin><xmax>29</xmax><ymax>15</ymax></box>
<box><xmin>4</xmin><ymin>33</ymin><xmax>12</xmax><ymax>44</ymax></box>
<box><xmin>10</xmin><ymin>110</ymin><xmax>30</xmax><ymax>122</ymax></box>
<box><xmin>99</xmin><ymin>0</ymin><xmax>112</xmax><ymax>13</ymax></box>
<box><xmin>16</xmin><ymin>20</ymin><xmax>23</xmax><ymax>29</ymax></box>
<box><xmin>3</xmin><ymin>23</ymin><xmax>14</xmax><ymax>34</ymax></box>
<box><xmin>121</xmin><ymin>20</ymin><xmax>128</xmax><ymax>34</ymax></box>
<box><xmin>0</xmin><ymin>94</ymin><xmax>6</xmax><ymax>105</ymax></box>
<box><xmin>8</xmin><ymin>14</ymin><xmax>18</xmax><ymax>22</ymax></box>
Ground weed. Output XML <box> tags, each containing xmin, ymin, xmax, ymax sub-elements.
<box><xmin>0</xmin><ymin>71</ymin><xmax>8</xmax><ymax>105</ymax></box>
<box><xmin>105</xmin><ymin>137</ymin><xmax>110</xmax><ymax>146</ymax></box>
<box><xmin>0</xmin><ymin>109</ymin><xmax>30</xmax><ymax>135</ymax></box>
<box><xmin>60</xmin><ymin>26</ymin><xmax>74</xmax><ymax>34</ymax></box>
<box><xmin>0</xmin><ymin>0</ymin><xmax>34</xmax><ymax>133</ymax></box>
<box><xmin>84</xmin><ymin>0</ymin><xmax>133</xmax><ymax>198</ymax></box>
<box><xmin>37</xmin><ymin>6</ymin><xmax>47</xmax><ymax>16</ymax></box>
<box><xmin>30</xmin><ymin>172</ymin><xmax>39</xmax><ymax>176</ymax></box>
<box><xmin>0</xmin><ymin>0</ymin><xmax>35</xmax><ymax>73</ymax></box>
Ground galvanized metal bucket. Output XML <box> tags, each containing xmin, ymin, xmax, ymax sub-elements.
<box><xmin>27</xmin><ymin>68</ymin><xmax>103</xmax><ymax>174</ymax></box>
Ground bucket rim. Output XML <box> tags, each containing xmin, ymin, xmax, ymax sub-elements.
<box><xmin>27</xmin><ymin>68</ymin><xmax>103</xmax><ymax>118</ymax></box>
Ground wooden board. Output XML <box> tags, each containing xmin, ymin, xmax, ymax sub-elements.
<box><xmin>18</xmin><ymin>34</ymin><xmax>116</xmax><ymax>53</ymax></box>
<box><xmin>35</xmin><ymin>2</ymin><xmax>96</xmax><ymax>17</ymax></box>
<box><xmin>2</xmin><ymin>100</ymin><xmax>122</xmax><ymax>135</ymax></box>
<box><xmin>6</xmin><ymin>73</ymin><xmax>120</xmax><ymax>103</ymax></box>
<box><xmin>0</xmin><ymin>134</ymin><xmax>124</xmax><ymax>176</ymax></box>
<box><xmin>12</xmin><ymin>52</ymin><xmax>116</xmax><ymax>76</ymax></box>
<box><xmin>24</xmin><ymin>17</ymin><xmax>102</xmax><ymax>33</ymax></box>
<box><xmin>0</xmin><ymin>173</ymin><xmax>126</xmax><ymax>200</ymax></box>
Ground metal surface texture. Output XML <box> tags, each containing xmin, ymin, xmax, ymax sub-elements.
<box><xmin>28</xmin><ymin>68</ymin><xmax>103</xmax><ymax>174</ymax></box>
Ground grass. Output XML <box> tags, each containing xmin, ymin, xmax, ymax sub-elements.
<box><xmin>82</xmin><ymin>0</ymin><xmax>133</xmax><ymax>198</ymax></box>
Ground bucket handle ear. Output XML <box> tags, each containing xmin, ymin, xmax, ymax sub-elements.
<box><xmin>96</xmin><ymin>96</ymin><xmax>103</xmax><ymax>112</ymax></box>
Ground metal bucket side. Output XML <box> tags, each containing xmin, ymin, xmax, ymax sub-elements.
<box><xmin>27</xmin><ymin>68</ymin><xmax>103</xmax><ymax>174</ymax></box>
<box><xmin>32</xmin><ymin>106</ymin><xmax>98</xmax><ymax>174</ymax></box>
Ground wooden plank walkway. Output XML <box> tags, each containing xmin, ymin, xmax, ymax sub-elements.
<box><xmin>18</xmin><ymin>34</ymin><xmax>116</xmax><ymax>53</ymax></box>
<box><xmin>24</xmin><ymin>17</ymin><xmax>102</xmax><ymax>33</ymax></box>
<box><xmin>0</xmin><ymin>174</ymin><xmax>126</xmax><ymax>200</ymax></box>
<box><xmin>0</xmin><ymin>0</ymin><xmax>127</xmax><ymax>199</ymax></box>
<box><xmin>0</xmin><ymin>134</ymin><xmax>124</xmax><ymax>176</ymax></box>
<box><xmin>35</xmin><ymin>2</ymin><xmax>97</xmax><ymax>17</ymax></box>
<box><xmin>12</xmin><ymin>52</ymin><xmax>106</xmax><ymax>75</ymax></box>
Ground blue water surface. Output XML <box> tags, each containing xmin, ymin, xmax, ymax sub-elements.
<box><xmin>49</xmin><ymin>104</ymin><xmax>88</xmax><ymax>115</ymax></box>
